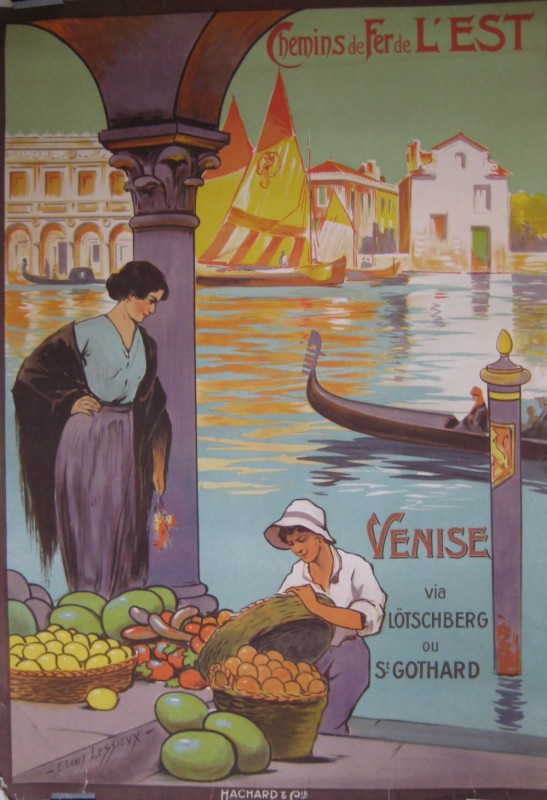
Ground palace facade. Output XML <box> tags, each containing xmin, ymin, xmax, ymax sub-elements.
<box><xmin>5</xmin><ymin>134</ymin><xmax>133</xmax><ymax>282</ymax></box>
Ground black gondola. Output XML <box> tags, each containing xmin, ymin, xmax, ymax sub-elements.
<box><xmin>22</xmin><ymin>264</ymin><xmax>105</xmax><ymax>285</ymax></box>
<box><xmin>302</xmin><ymin>330</ymin><xmax>546</xmax><ymax>461</ymax></box>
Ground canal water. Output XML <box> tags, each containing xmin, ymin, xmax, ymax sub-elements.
<box><xmin>4</xmin><ymin>272</ymin><xmax>547</xmax><ymax>738</ymax></box>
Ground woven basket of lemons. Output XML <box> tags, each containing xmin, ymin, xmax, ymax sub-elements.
<box><xmin>197</xmin><ymin>594</ymin><xmax>334</xmax><ymax>759</ymax></box>
<box><xmin>9</xmin><ymin>627</ymin><xmax>137</xmax><ymax>703</ymax></box>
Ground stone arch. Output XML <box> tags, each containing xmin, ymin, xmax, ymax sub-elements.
<box><xmin>40</xmin><ymin>222</ymin><xmax>68</xmax><ymax>278</ymax></box>
<box><xmin>109</xmin><ymin>223</ymin><xmax>133</xmax><ymax>274</ymax></box>
<box><xmin>5</xmin><ymin>224</ymin><xmax>33</xmax><ymax>280</ymax></box>
<box><xmin>74</xmin><ymin>222</ymin><xmax>104</xmax><ymax>275</ymax></box>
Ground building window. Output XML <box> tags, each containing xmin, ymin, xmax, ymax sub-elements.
<box><xmin>316</xmin><ymin>186</ymin><xmax>327</xmax><ymax>207</ymax></box>
<box><xmin>430</xmin><ymin>214</ymin><xmax>448</xmax><ymax>242</ymax></box>
<box><xmin>110</xmin><ymin>171</ymin><xmax>126</xmax><ymax>196</ymax></box>
<box><xmin>473</xmin><ymin>185</ymin><xmax>491</xmax><ymax>213</ymax></box>
<box><xmin>10</xmin><ymin>171</ymin><xmax>28</xmax><ymax>197</ymax></box>
<box><xmin>45</xmin><ymin>172</ymin><xmax>62</xmax><ymax>197</ymax></box>
<box><xmin>381</xmin><ymin>197</ymin><xmax>386</xmax><ymax>213</ymax></box>
<box><xmin>78</xmin><ymin>171</ymin><xmax>96</xmax><ymax>196</ymax></box>
<box><xmin>455</xmin><ymin>152</ymin><xmax>466</xmax><ymax>169</ymax></box>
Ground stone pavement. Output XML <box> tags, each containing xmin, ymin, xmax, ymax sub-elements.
<box><xmin>7</xmin><ymin>682</ymin><xmax>547</xmax><ymax>797</ymax></box>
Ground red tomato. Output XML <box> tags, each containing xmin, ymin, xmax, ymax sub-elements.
<box><xmin>190</xmin><ymin>635</ymin><xmax>205</xmax><ymax>654</ymax></box>
<box><xmin>199</xmin><ymin>624</ymin><xmax>217</xmax><ymax>643</ymax></box>
<box><xmin>133</xmin><ymin>643</ymin><xmax>152</xmax><ymax>665</ymax></box>
<box><xmin>160</xmin><ymin>610</ymin><xmax>174</xmax><ymax>624</ymax></box>
<box><xmin>147</xmin><ymin>659</ymin><xmax>176</xmax><ymax>682</ymax></box>
<box><xmin>166</xmin><ymin>647</ymin><xmax>187</xmax><ymax>671</ymax></box>
<box><xmin>183</xmin><ymin>622</ymin><xmax>201</xmax><ymax>636</ymax></box>
<box><xmin>153</xmin><ymin>640</ymin><xmax>173</xmax><ymax>660</ymax></box>
<box><xmin>178</xmin><ymin>668</ymin><xmax>208</xmax><ymax>690</ymax></box>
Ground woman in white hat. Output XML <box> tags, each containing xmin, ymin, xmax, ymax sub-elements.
<box><xmin>264</xmin><ymin>498</ymin><xmax>386</xmax><ymax>736</ymax></box>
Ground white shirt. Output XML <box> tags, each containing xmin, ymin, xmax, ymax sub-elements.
<box><xmin>278</xmin><ymin>546</ymin><xmax>386</xmax><ymax>646</ymax></box>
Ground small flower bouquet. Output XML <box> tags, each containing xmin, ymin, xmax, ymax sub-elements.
<box><xmin>153</xmin><ymin>497</ymin><xmax>176</xmax><ymax>550</ymax></box>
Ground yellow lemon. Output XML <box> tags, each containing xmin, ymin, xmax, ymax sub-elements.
<box><xmin>122</xmin><ymin>646</ymin><xmax>133</xmax><ymax>658</ymax></box>
<box><xmin>45</xmin><ymin>640</ymin><xmax>64</xmax><ymax>655</ymax></box>
<box><xmin>73</xmin><ymin>633</ymin><xmax>90</xmax><ymax>648</ymax></box>
<box><xmin>54</xmin><ymin>629</ymin><xmax>72</xmax><ymax>644</ymax></box>
<box><xmin>23</xmin><ymin>642</ymin><xmax>46</xmax><ymax>661</ymax></box>
<box><xmin>88</xmin><ymin>633</ymin><xmax>98</xmax><ymax>643</ymax></box>
<box><xmin>85</xmin><ymin>654</ymin><xmax>110</xmax><ymax>670</ymax></box>
<box><xmin>37</xmin><ymin>653</ymin><xmax>58</xmax><ymax>672</ymax></box>
<box><xmin>86</xmin><ymin>687</ymin><xmax>118</xmax><ymax>711</ymax></box>
<box><xmin>89</xmin><ymin>639</ymin><xmax>109</xmax><ymax>655</ymax></box>
<box><xmin>9</xmin><ymin>634</ymin><xmax>25</xmax><ymax>648</ymax></box>
<box><xmin>15</xmin><ymin>659</ymin><xmax>42</xmax><ymax>672</ymax></box>
<box><xmin>47</xmin><ymin>624</ymin><xmax>61</xmax><ymax>632</ymax></box>
<box><xmin>63</xmin><ymin>642</ymin><xmax>89</xmax><ymax>662</ymax></box>
<box><xmin>9</xmin><ymin>654</ymin><xmax>21</xmax><ymax>669</ymax></box>
<box><xmin>10</xmin><ymin>643</ymin><xmax>24</xmax><ymax>658</ymax></box>
<box><xmin>24</xmin><ymin>635</ymin><xmax>39</xmax><ymax>643</ymax></box>
<box><xmin>107</xmin><ymin>647</ymin><xmax>127</xmax><ymax>664</ymax></box>
<box><xmin>57</xmin><ymin>654</ymin><xmax>81</xmax><ymax>671</ymax></box>
<box><xmin>106</xmin><ymin>638</ymin><xmax>119</xmax><ymax>649</ymax></box>
<box><xmin>36</xmin><ymin>631</ymin><xmax>55</xmax><ymax>643</ymax></box>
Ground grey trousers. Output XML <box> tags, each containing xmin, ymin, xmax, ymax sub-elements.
<box><xmin>315</xmin><ymin>636</ymin><xmax>371</xmax><ymax>735</ymax></box>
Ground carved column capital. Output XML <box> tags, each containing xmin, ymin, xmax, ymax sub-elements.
<box><xmin>99</xmin><ymin>122</ymin><xmax>228</xmax><ymax>230</ymax></box>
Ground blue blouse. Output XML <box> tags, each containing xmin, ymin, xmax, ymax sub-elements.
<box><xmin>75</xmin><ymin>315</ymin><xmax>146</xmax><ymax>403</ymax></box>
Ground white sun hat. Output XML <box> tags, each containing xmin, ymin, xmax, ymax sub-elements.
<box><xmin>264</xmin><ymin>498</ymin><xmax>335</xmax><ymax>550</ymax></box>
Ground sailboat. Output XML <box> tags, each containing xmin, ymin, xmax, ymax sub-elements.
<box><xmin>196</xmin><ymin>73</ymin><xmax>346</xmax><ymax>287</ymax></box>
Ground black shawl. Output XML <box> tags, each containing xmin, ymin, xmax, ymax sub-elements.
<box><xmin>12</xmin><ymin>322</ymin><xmax>171</xmax><ymax>572</ymax></box>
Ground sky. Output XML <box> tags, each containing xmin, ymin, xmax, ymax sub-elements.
<box><xmin>4</xmin><ymin>2</ymin><xmax>547</xmax><ymax>194</ymax></box>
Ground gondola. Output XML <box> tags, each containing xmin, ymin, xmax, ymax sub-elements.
<box><xmin>302</xmin><ymin>330</ymin><xmax>547</xmax><ymax>461</ymax></box>
<box><xmin>22</xmin><ymin>264</ymin><xmax>105</xmax><ymax>285</ymax></box>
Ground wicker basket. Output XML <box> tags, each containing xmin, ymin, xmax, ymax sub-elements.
<box><xmin>10</xmin><ymin>656</ymin><xmax>137</xmax><ymax>704</ymax></box>
<box><xmin>198</xmin><ymin>594</ymin><xmax>333</xmax><ymax>759</ymax></box>
<box><xmin>210</xmin><ymin>674</ymin><xmax>327</xmax><ymax>760</ymax></box>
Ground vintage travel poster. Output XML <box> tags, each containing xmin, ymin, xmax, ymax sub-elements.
<box><xmin>1</xmin><ymin>1</ymin><xmax>546</xmax><ymax>798</ymax></box>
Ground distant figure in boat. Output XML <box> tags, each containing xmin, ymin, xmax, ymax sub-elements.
<box><xmin>523</xmin><ymin>397</ymin><xmax>547</xmax><ymax>440</ymax></box>
<box><xmin>459</xmin><ymin>386</ymin><xmax>489</xmax><ymax>433</ymax></box>
<box><xmin>523</xmin><ymin>405</ymin><xmax>539</xmax><ymax>432</ymax></box>
<box><xmin>279</xmin><ymin>250</ymin><xmax>289</xmax><ymax>268</ymax></box>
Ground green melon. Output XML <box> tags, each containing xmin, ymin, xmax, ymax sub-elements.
<box><xmin>102</xmin><ymin>589</ymin><xmax>164</xmax><ymax>642</ymax></box>
<box><xmin>49</xmin><ymin>604</ymin><xmax>103</xmax><ymax>635</ymax></box>
<box><xmin>147</xmin><ymin>585</ymin><xmax>177</xmax><ymax>611</ymax></box>
<box><xmin>57</xmin><ymin>590</ymin><xmax>106</xmax><ymax>617</ymax></box>
<box><xmin>8</xmin><ymin>599</ymin><xmax>37</xmax><ymax>636</ymax></box>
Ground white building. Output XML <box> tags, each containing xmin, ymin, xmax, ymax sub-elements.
<box><xmin>399</xmin><ymin>133</ymin><xmax>510</xmax><ymax>272</ymax></box>
<box><xmin>5</xmin><ymin>134</ymin><xmax>133</xmax><ymax>282</ymax></box>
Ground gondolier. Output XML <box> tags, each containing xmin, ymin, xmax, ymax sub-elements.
<box><xmin>264</xmin><ymin>498</ymin><xmax>386</xmax><ymax>736</ymax></box>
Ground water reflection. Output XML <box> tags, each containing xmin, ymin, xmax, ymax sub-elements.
<box><xmin>299</xmin><ymin>436</ymin><xmax>547</xmax><ymax>495</ymax></box>
<box><xmin>494</xmin><ymin>676</ymin><xmax>526</xmax><ymax>732</ymax></box>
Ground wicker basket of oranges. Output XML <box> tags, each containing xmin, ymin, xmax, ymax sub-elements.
<box><xmin>197</xmin><ymin>594</ymin><xmax>333</xmax><ymax>759</ymax></box>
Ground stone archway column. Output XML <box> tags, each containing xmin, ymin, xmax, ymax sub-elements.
<box><xmin>100</xmin><ymin>122</ymin><xmax>228</xmax><ymax>612</ymax></box>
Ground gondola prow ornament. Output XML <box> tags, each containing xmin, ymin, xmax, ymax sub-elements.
<box><xmin>480</xmin><ymin>329</ymin><xmax>531</xmax><ymax>676</ymax></box>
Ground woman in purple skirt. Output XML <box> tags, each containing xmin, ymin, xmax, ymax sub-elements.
<box><xmin>13</xmin><ymin>261</ymin><xmax>171</xmax><ymax>599</ymax></box>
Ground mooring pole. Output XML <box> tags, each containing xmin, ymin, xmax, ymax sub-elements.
<box><xmin>480</xmin><ymin>329</ymin><xmax>530</xmax><ymax>675</ymax></box>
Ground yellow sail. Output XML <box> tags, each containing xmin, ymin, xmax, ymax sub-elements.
<box><xmin>318</xmin><ymin>190</ymin><xmax>355</xmax><ymax>267</ymax></box>
<box><xmin>195</xmin><ymin>97</ymin><xmax>253</xmax><ymax>259</ymax></box>
<box><xmin>200</xmin><ymin>72</ymin><xmax>311</xmax><ymax>268</ymax></box>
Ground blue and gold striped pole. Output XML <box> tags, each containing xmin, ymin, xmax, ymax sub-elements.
<box><xmin>480</xmin><ymin>330</ymin><xmax>530</xmax><ymax>676</ymax></box>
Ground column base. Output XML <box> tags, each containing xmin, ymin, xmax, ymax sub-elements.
<box><xmin>172</xmin><ymin>582</ymin><xmax>219</xmax><ymax>614</ymax></box>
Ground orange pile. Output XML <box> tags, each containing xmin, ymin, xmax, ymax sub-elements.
<box><xmin>209</xmin><ymin>644</ymin><xmax>326</xmax><ymax>697</ymax></box>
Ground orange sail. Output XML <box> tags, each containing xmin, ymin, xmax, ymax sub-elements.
<box><xmin>199</xmin><ymin>72</ymin><xmax>312</xmax><ymax>268</ymax></box>
<box><xmin>195</xmin><ymin>97</ymin><xmax>253</xmax><ymax>259</ymax></box>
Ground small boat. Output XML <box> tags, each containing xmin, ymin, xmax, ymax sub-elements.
<box><xmin>302</xmin><ymin>330</ymin><xmax>547</xmax><ymax>460</ymax></box>
<box><xmin>196</xmin><ymin>257</ymin><xmax>346</xmax><ymax>287</ymax></box>
<box><xmin>346</xmin><ymin>260</ymin><xmax>400</xmax><ymax>282</ymax></box>
<box><xmin>22</xmin><ymin>264</ymin><xmax>105</xmax><ymax>285</ymax></box>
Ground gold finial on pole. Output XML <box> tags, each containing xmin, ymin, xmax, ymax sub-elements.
<box><xmin>497</xmin><ymin>329</ymin><xmax>513</xmax><ymax>358</ymax></box>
